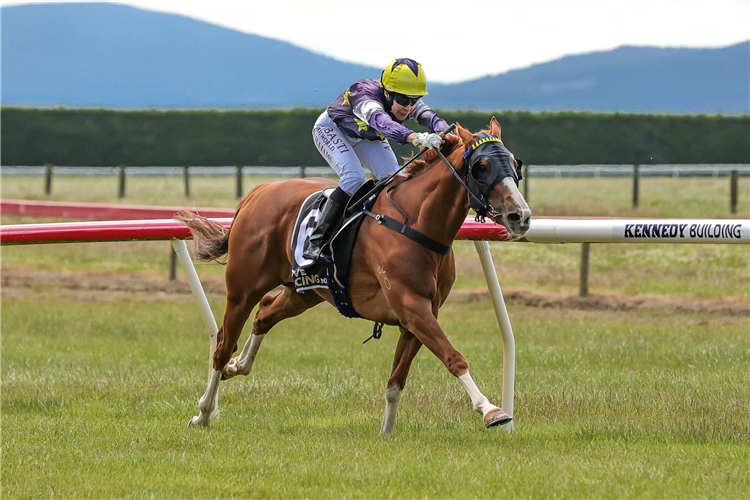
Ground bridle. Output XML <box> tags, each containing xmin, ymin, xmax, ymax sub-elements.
<box><xmin>358</xmin><ymin>125</ymin><xmax>524</xmax><ymax>255</ymax></box>
<box><xmin>436</xmin><ymin>132</ymin><xmax>523</xmax><ymax>223</ymax></box>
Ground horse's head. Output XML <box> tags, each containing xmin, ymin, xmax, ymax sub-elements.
<box><xmin>454</xmin><ymin>117</ymin><xmax>531</xmax><ymax>238</ymax></box>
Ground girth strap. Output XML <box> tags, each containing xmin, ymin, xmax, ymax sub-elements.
<box><xmin>363</xmin><ymin>210</ymin><xmax>451</xmax><ymax>255</ymax></box>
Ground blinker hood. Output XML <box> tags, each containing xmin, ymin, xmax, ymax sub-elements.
<box><xmin>463</xmin><ymin>133</ymin><xmax>523</xmax><ymax>217</ymax></box>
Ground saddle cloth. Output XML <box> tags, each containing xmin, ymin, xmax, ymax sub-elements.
<box><xmin>290</xmin><ymin>180</ymin><xmax>383</xmax><ymax>318</ymax></box>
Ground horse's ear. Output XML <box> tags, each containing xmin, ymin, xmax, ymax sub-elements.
<box><xmin>490</xmin><ymin>116</ymin><xmax>502</xmax><ymax>139</ymax></box>
<box><xmin>456</xmin><ymin>122</ymin><xmax>474</xmax><ymax>145</ymax></box>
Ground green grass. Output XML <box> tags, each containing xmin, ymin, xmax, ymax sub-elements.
<box><xmin>526</xmin><ymin>176</ymin><xmax>750</xmax><ymax>219</ymax></box>
<box><xmin>0</xmin><ymin>174</ymin><xmax>300</xmax><ymax>208</ymax></box>
<box><xmin>2</xmin><ymin>297</ymin><xmax>748</xmax><ymax>498</ymax></box>
<box><xmin>3</xmin><ymin>174</ymin><xmax>748</xmax><ymax>218</ymax></box>
<box><xmin>452</xmin><ymin>240</ymin><xmax>749</xmax><ymax>299</ymax></box>
<box><xmin>2</xmin><ymin>174</ymin><xmax>748</xmax><ymax>497</ymax></box>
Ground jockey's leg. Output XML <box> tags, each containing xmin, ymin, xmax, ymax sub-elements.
<box><xmin>353</xmin><ymin>137</ymin><xmax>400</xmax><ymax>180</ymax></box>
<box><xmin>302</xmin><ymin>186</ymin><xmax>350</xmax><ymax>261</ymax></box>
<box><xmin>311</xmin><ymin>111</ymin><xmax>364</xmax><ymax>195</ymax></box>
<box><xmin>305</xmin><ymin>112</ymin><xmax>363</xmax><ymax>261</ymax></box>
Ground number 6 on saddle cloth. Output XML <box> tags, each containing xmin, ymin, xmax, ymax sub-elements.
<box><xmin>291</xmin><ymin>180</ymin><xmax>383</xmax><ymax>321</ymax></box>
<box><xmin>292</xmin><ymin>176</ymin><xmax>453</xmax><ymax>327</ymax></box>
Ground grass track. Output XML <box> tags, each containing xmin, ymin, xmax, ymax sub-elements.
<box><xmin>2</xmin><ymin>297</ymin><xmax>748</xmax><ymax>498</ymax></box>
<box><xmin>2</xmin><ymin>174</ymin><xmax>748</xmax><ymax>497</ymax></box>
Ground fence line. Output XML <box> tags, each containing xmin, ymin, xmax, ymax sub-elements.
<box><xmin>4</xmin><ymin>164</ymin><xmax>747</xmax><ymax>206</ymax></box>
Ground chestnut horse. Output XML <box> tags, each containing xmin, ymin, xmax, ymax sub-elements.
<box><xmin>178</xmin><ymin>118</ymin><xmax>531</xmax><ymax>433</ymax></box>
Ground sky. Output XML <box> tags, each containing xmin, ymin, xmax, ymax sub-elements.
<box><xmin>3</xmin><ymin>0</ymin><xmax>749</xmax><ymax>83</ymax></box>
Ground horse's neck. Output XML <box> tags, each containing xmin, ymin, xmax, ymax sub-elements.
<box><xmin>396</xmin><ymin>156</ymin><xmax>470</xmax><ymax>244</ymax></box>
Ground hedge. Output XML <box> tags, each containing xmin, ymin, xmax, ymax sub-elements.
<box><xmin>2</xmin><ymin>107</ymin><xmax>748</xmax><ymax>166</ymax></box>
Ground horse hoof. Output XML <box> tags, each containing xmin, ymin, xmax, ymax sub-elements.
<box><xmin>484</xmin><ymin>408</ymin><xmax>512</xmax><ymax>428</ymax></box>
<box><xmin>188</xmin><ymin>416</ymin><xmax>209</xmax><ymax>428</ymax></box>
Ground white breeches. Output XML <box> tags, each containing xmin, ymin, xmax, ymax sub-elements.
<box><xmin>312</xmin><ymin>111</ymin><xmax>400</xmax><ymax>196</ymax></box>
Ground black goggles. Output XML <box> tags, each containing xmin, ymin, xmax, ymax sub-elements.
<box><xmin>391</xmin><ymin>93</ymin><xmax>419</xmax><ymax>107</ymax></box>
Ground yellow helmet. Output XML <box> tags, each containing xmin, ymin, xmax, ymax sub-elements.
<box><xmin>380</xmin><ymin>58</ymin><xmax>428</xmax><ymax>97</ymax></box>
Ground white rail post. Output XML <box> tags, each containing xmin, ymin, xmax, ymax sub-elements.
<box><xmin>170</xmin><ymin>239</ymin><xmax>219</xmax><ymax>384</ymax></box>
<box><xmin>473</xmin><ymin>240</ymin><xmax>516</xmax><ymax>432</ymax></box>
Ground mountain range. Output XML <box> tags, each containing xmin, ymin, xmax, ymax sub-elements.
<box><xmin>2</xmin><ymin>3</ymin><xmax>748</xmax><ymax>114</ymax></box>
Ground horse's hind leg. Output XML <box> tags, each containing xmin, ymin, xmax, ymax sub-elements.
<box><xmin>189</xmin><ymin>293</ymin><xmax>265</xmax><ymax>428</ymax></box>
<box><xmin>189</xmin><ymin>268</ymin><xmax>278</xmax><ymax>427</ymax></box>
<box><xmin>223</xmin><ymin>286</ymin><xmax>323</xmax><ymax>378</ymax></box>
<box><xmin>381</xmin><ymin>326</ymin><xmax>423</xmax><ymax>434</ymax></box>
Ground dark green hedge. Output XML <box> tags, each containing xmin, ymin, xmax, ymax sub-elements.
<box><xmin>2</xmin><ymin>107</ymin><xmax>748</xmax><ymax>166</ymax></box>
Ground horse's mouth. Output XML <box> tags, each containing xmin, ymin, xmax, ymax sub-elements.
<box><xmin>492</xmin><ymin>212</ymin><xmax>530</xmax><ymax>240</ymax></box>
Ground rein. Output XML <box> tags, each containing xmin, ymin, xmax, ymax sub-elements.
<box><xmin>345</xmin><ymin>124</ymin><xmax>456</xmax><ymax>217</ymax></box>
<box><xmin>435</xmin><ymin>149</ymin><xmax>493</xmax><ymax>222</ymax></box>
<box><xmin>363</xmin><ymin>129</ymin><xmax>500</xmax><ymax>254</ymax></box>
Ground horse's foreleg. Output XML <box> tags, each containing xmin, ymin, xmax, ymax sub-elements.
<box><xmin>458</xmin><ymin>370</ymin><xmax>511</xmax><ymax>428</ymax></box>
<box><xmin>381</xmin><ymin>327</ymin><xmax>422</xmax><ymax>434</ymax></box>
<box><xmin>391</xmin><ymin>295</ymin><xmax>511</xmax><ymax>428</ymax></box>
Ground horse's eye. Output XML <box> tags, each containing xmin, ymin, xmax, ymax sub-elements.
<box><xmin>471</xmin><ymin>162</ymin><xmax>491</xmax><ymax>182</ymax></box>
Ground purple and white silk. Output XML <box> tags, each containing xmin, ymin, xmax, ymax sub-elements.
<box><xmin>315</xmin><ymin>78</ymin><xmax>448</xmax><ymax>195</ymax></box>
<box><xmin>326</xmin><ymin>79</ymin><xmax>448</xmax><ymax>144</ymax></box>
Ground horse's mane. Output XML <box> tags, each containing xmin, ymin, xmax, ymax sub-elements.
<box><xmin>402</xmin><ymin>134</ymin><xmax>463</xmax><ymax>179</ymax></box>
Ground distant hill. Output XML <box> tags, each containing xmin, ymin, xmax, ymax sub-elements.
<box><xmin>428</xmin><ymin>43</ymin><xmax>750</xmax><ymax>114</ymax></box>
<box><xmin>1</xmin><ymin>2</ymin><xmax>381</xmax><ymax>108</ymax></box>
<box><xmin>2</xmin><ymin>3</ymin><xmax>748</xmax><ymax>113</ymax></box>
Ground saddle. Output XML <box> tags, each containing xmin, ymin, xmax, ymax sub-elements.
<box><xmin>291</xmin><ymin>180</ymin><xmax>385</xmax><ymax>318</ymax></box>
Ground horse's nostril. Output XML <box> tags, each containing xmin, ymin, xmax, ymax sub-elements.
<box><xmin>507</xmin><ymin>213</ymin><xmax>521</xmax><ymax>224</ymax></box>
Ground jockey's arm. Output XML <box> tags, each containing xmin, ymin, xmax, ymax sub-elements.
<box><xmin>354</xmin><ymin>99</ymin><xmax>414</xmax><ymax>145</ymax></box>
<box><xmin>410</xmin><ymin>100</ymin><xmax>449</xmax><ymax>134</ymax></box>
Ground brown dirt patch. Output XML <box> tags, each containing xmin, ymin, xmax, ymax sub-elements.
<box><xmin>2</xmin><ymin>266</ymin><xmax>747</xmax><ymax>320</ymax></box>
<box><xmin>447</xmin><ymin>288</ymin><xmax>749</xmax><ymax>320</ymax></box>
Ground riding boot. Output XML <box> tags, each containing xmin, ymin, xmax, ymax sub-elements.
<box><xmin>302</xmin><ymin>186</ymin><xmax>350</xmax><ymax>262</ymax></box>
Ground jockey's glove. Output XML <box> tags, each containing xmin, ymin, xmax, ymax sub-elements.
<box><xmin>412</xmin><ymin>132</ymin><xmax>444</xmax><ymax>150</ymax></box>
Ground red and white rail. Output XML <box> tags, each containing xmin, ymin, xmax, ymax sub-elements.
<box><xmin>2</xmin><ymin>217</ymin><xmax>748</xmax><ymax>245</ymax></box>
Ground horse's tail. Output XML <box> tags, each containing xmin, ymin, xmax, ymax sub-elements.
<box><xmin>175</xmin><ymin>210</ymin><xmax>230</xmax><ymax>265</ymax></box>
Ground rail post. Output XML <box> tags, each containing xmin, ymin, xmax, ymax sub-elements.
<box><xmin>473</xmin><ymin>240</ymin><xmax>515</xmax><ymax>432</ymax></box>
<box><xmin>169</xmin><ymin>244</ymin><xmax>177</xmax><ymax>281</ymax></box>
<box><xmin>632</xmin><ymin>164</ymin><xmax>639</xmax><ymax>209</ymax></box>
<box><xmin>170</xmin><ymin>239</ymin><xmax>219</xmax><ymax>389</ymax></box>
<box><xmin>183</xmin><ymin>166</ymin><xmax>190</xmax><ymax>197</ymax></box>
<box><xmin>236</xmin><ymin>166</ymin><xmax>243</xmax><ymax>199</ymax></box>
<box><xmin>730</xmin><ymin>169</ymin><xmax>738</xmax><ymax>214</ymax></box>
<box><xmin>44</xmin><ymin>163</ymin><xmax>53</xmax><ymax>195</ymax></box>
<box><xmin>118</xmin><ymin>166</ymin><xmax>126</xmax><ymax>199</ymax></box>
<box><xmin>580</xmin><ymin>242</ymin><xmax>590</xmax><ymax>297</ymax></box>
<box><xmin>300</xmin><ymin>166</ymin><xmax>307</xmax><ymax>178</ymax></box>
<box><xmin>523</xmin><ymin>163</ymin><xmax>529</xmax><ymax>202</ymax></box>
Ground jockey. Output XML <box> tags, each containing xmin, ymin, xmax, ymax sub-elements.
<box><xmin>303</xmin><ymin>58</ymin><xmax>449</xmax><ymax>262</ymax></box>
